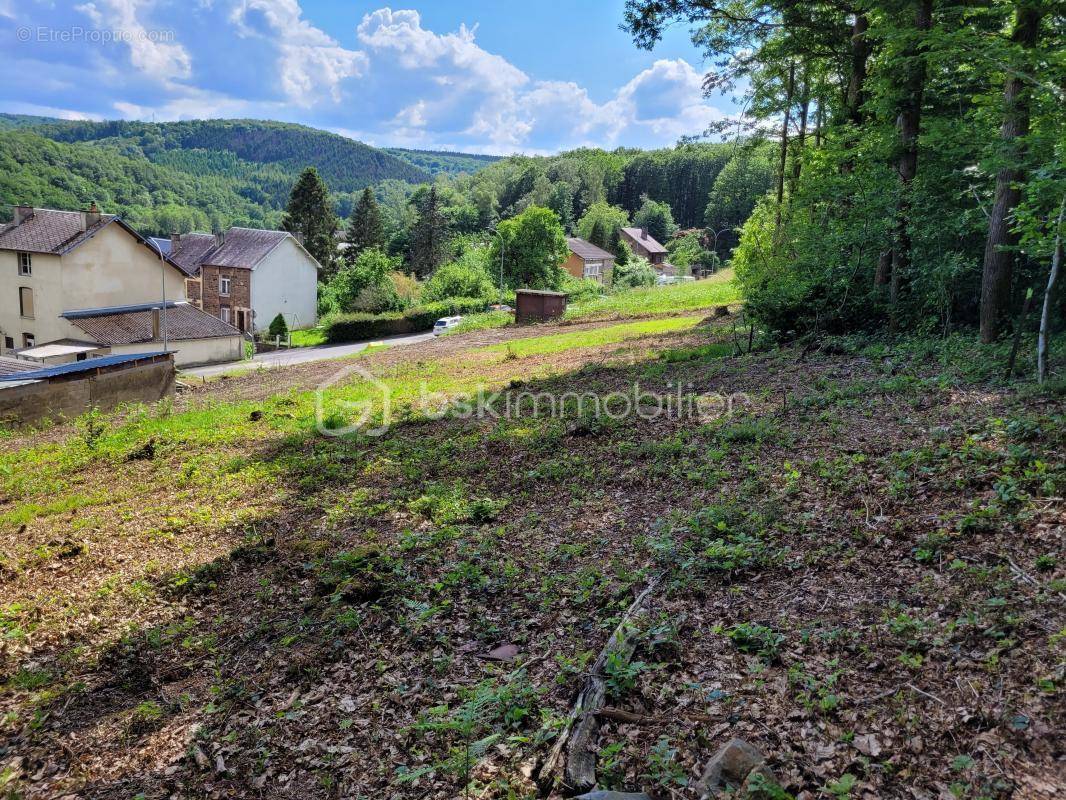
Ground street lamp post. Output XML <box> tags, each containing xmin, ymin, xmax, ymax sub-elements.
<box><xmin>489</xmin><ymin>225</ymin><xmax>506</xmax><ymax>304</ymax></box>
<box><xmin>149</xmin><ymin>238</ymin><xmax>169</xmax><ymax>352</ymax></box>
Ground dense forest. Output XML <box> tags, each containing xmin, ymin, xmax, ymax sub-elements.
<box><xmin>622</xmin><ymin>0</ymin><xmax>1065</xmax><ymax>345</ymax></box>
<box><xmin>385</xmin><ymin>148</ymin><xmax>503</xmax><ymax>177</ymax></box>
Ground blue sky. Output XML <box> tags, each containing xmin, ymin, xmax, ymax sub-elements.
<box><xmin>0</xmin><ymin>1</ymin><xmax>735</xmax><ymax>155</ymax></box>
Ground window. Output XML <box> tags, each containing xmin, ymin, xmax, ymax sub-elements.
<box><xmin>17</xmin><ymin>252</ymin><xmax>31</xmax><ymax>276</ymax></box>
<box><xmin>220</xmin><ymin>306</ymin><xmax>231</xmax><ymax>324</ymax></box>
<box><xmin>18</xmin><ymin>286</ymin><xmax>34</xmax><ymax>319</ymax></box>
<box><xmin>583</xmin><ymin>260</ymin><xmax>603</xmax><ymax>278</ymax></box>
<box><xmin>3</xmin><ymin>336</ymin><xmax>12</xmax><ymax>351</ymax></box>
<box><xmin>219</xmin><ymin>276</ymin><xmax>231</xmax><ymax>297</ymax></box>
<box><xmin>23</xmin><ymin>333</ymin><xmax>35</xmax><ymax>348</ymax></box>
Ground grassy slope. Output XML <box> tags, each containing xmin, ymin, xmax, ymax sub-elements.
<box><xmin>448</xmin><ymin>270</ymin><xmax>743</xmax><ymax>338</ymax></box>
<box><xmin>0</xmin><ymin>321</ymin><xmax>1063</xmax><ymax>799</ymax></box>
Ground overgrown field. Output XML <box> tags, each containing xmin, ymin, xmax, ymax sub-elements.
<box><xmin>0</xmin><ymin>316</ymin><xmax>1063</xmax><ymax>799</ymax></box>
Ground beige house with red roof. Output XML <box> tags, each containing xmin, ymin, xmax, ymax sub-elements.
<box><xmin>0</xmin><ymin>206</ymin><xmax>243</xmax><ymax>367</ymax></box>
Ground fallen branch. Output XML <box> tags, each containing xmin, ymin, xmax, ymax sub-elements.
<box><xmin>537</xmin><ymin>576</ymin><xmax>661</xmax><ymax>794</ymax></box>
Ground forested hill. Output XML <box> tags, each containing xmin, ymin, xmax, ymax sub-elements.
<box><xmin>385</xmin><ymin>148</ymin><xmax>503</xmax><ymax>177</ymax></box>
<box><xmin>24</xmin><ymin>118</ymin><xmax>432</xmax><ymax>191</ymax></box>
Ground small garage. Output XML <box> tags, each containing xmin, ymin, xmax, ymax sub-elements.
<box><xmin>515</xmin><ymin>289</ymin><xmax>567</xmax><ymax>323</ymax></box>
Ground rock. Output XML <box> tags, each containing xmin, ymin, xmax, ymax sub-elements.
<box><xmin>696</xmin><ymin>738</ymin><xmax>776</xmax><ymax>798</ymax></box>
<box><xmin>480</xmin><ymin>643</ymin><xmax>520</xmax><ymax>662</ymax></box>
<box><xmin>713</xmin><ymin>305</ymin><xmax>731</xmax><ymax>317</ymax></box>
<box><xmin>575</xmin><ymin>792</ymin><xmax>653</xmax><ymax>800</ymax></box>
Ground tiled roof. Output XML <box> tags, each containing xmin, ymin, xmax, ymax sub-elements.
<box><xmin>621</xmin><ymin>227</ymin><xmax>668</xmax><ymax>255</ymax></box>
<box><xmin>167</xmin><ymin>227</ymin><xmax>311</xmax><ymax>275</ymax></box>
<box><xmin>67</xmin><ymin>303</ymin><xmax>241</xmax><ymax>345</ymax></box>
<box><xmin>0</xmin><ymin>209</ymin><xmax>116</xmax><ymax>255</ymax></box>
<box><xmin>566</xmin><ymin>237</ymin><xmax>616</xmax><ymax>261</ymax></box>
<box><xmin>168</xmin><ymin>233</ymin><xmax>218</xmax><ymax>275</ymax></box>
<box><xmin>203</xmin><ymin>228</ymin><xmax>290</xmax><ymax>268</ymax></box>
<box><xmin>0</xmin><ymin>356</ymin><xmax>41</xmax><ymax>377</ymax></box>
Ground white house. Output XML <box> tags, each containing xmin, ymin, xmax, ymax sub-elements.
<box><xmin>161</xmin><ymin>227</ymin><xmax>320</xmax><ymax>334</ymax></box>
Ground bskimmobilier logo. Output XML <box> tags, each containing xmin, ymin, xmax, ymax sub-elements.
<box><xmin>315</xmin><ymin>363</ymin><xmax>752</xmax><ymax>438</ymax></box>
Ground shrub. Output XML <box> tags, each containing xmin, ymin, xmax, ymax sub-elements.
<box><xmin>422</xmin><ymin>249</ymin><xmax>497</xmax><ymax>304</ymax></box>
<box><xmin>611</xmin><ymin>255</ymin><xmax>657</xmax><ymax>290</ymax></box>
<box><xmin>320</xmin><ymin>247</ymin><xmax>403</xmax><ymax>315</ymax></box>
<box><xmin>348</xmin><ymin>281</ymin><xmax>402</xmax><ymax>314</ymax></box>
<box><xmin>267</xmin><ymin>313</ymin><xmax>288</xmax><ymax>339</ymax></box>
<box><xmin>324</xmin><ymin>297</ymin><xmax>489</xmax><ymax>342</ymax></box>
<box><xmin>560</xmin><ymin>273</ymin><xmax>604</xmax><ymax>303</ymax></box>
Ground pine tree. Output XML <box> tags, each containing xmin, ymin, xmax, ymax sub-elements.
<box><xmin>588</xmin><ymin>219</ymin><xmax>607</xmax><ymax>250</ymax></box>
<box><xmin>345</xmin><ymin>187</ymin><xmax>385</xmax><ymax>261</ymax></box>
<box><xmin>409</xmin><ymin>185</ymin><xmax>449</xmax><ymax>277</ymax></box>
<box><xmin>281</xmin><ymin>167</ymin><xmax>338</xmax><ymax>276</ymax></box>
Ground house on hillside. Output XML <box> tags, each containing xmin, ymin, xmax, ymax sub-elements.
<box><xmin>620</xmin><ymin>227</ymin><xmax>675</xmax><ymax>275</ymax></box>
<box><xmin>0</xmin><ymin>205</ymin><xmax>243</xmax><ymax>367</ymax></box>
<box><xmin>163</xmin><ymin>228</ymin><xmax>320</xmax><ymax>334</ymax></box>
<box><xmin>565</xmin><ymin>238</ymin><xmax>615</xmax><ymax>283</ymax></box>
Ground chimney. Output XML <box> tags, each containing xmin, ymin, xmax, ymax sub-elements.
<box><xmin>641</xmin><ymin>227</ymin><xmax>648</xmax><ymax>240</ymax></box>
<box><xmin>84</xmin><ymin>201</ymin><xmax>101</xmax><ymax>230</ymax></box>
<box><xmin>13</xmin><ymin>205</ymin><xmax>33</xmax><ymax>225</ymax></box>
<box><xmin>151</xmin><ymin>308</ymin><xmax>161</xmax><ymax>340</ymax></box>
<box><xmin>214</xmin><ymin>230</ymin><xmax>226</xmax><ymax>247</ymax></box>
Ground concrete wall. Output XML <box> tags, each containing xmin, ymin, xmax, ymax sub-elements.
<box><xmin>0</xmin><ymin>359</ymin><xmax>175</xmax><ymax>427</ymax></box>
<box><xmin>0</xmin><ymin>224</ymin><xmax>189</xmax><ymax>356</ymax></box>
<box><xmin>250</xmin><ymin>237</ymin><xmax>319</xmax><ymax>333</ymax></box>
<box><xmin>114</xmin><ymin>336</ymin><xmax>244</xmax><ymax>367</ymax></box>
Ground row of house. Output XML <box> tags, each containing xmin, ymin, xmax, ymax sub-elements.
<box><xmin>1</xmin><ymin>205</ymin><xmax>320</xmax><ymax>368</ymax></box>
<box><xmin>563</xmin><ymin>226</ymin><xmax>675</xmax><ymax>282</ymax></box>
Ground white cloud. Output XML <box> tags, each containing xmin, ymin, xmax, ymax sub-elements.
<box><xmin>75</xmin><ymin>0</ymin><xmax>192</xmax><ymax>82</ymax></box>
<box><xmin>1</xmin><ymin>3</ymin><xmax>730</xmax><ymax>153</ymax></box>
<box><xmin>229</xmin><ymin>0</ymin><xmax>367</xmax><ymax>105</ymax></box>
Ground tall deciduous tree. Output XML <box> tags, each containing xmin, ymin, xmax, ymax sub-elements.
<box><xmin>409</xmin><ymin>185</ymin><xmax>449</xmax><ymax>277</ymax></box>
<box><xmin>346</xmin><ymin>187</ymin><xmax>385</xmax><ymax>261</ymax></box>
<box><xmin>490</xmin><ymin>206</ymin><xmax>568</xmax><ymax>290</ymax></box>
<box><xmin>980</xmin><ymin>3</ymin><xmax>1046</xmax><ymax>343</ymax></box>
<box><xmin>281</xmin><ymin>166</ymin><xmax>338</xmax><ymax>276</ymax></box>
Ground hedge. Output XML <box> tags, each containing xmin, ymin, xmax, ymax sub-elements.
<box><xmin>324</xmin><ymin>297</ymin><xmax>491</xmax><ymax>343</ymax></box>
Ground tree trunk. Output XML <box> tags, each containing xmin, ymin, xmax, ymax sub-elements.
<box><xmin>980</xmin><ymin>5</ymin><xmax>1045</xmax><ymax>343</ymax></box>
<box><xmin>789</xmin><ymin>66</ymin><xmax>811</xmax><ymax>197</ymax></box>
<box><xmin>888</xmin><ymin>0</ymin><xmax>933</xmax><ymax>331</ymax></box>
<box><xmin>845</xmin><ymin>14</ymin><xmax>870</xmax><ymax>126</ymax></box>
<box><xmin>1038</xmin><ymin>199</ymin><xmax>1065</xmax><ymax>383</ymax></box>
<box><xmin>775</xmin><ymin>61</ymin><xmax>796</xmax><ymax>234</ymax></box>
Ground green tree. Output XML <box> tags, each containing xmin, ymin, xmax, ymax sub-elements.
<box><xmin>320</xmin><ymin>247</ymin><xmax>401</xmax><ymax>315</ymax></box>
<box><xmin>704</xmin><ymin>149</ymin><xmax>775</xmax><ymax>257</ymax></box>
<box><xmin>409</xmin><ymin>185</ymin><xmax>449</xmax><ymax>277</ymax></box>
<box><xmin>632</xmin><ymin>195</ymin><xmax>678</xmax><ymax>243</ymax></box>
<box><xmin>281</xmin><ymin>166</ymin><xmax>338</xmax><ymax>276</ymax></box>
<box><xmin>588</xmin><ymin>219</ymin><xmax>608</xmax><ymax>250</ymax></box>
<box><xmin>491</xmin><ymin>206</ymin><xmax>568</xmax><ymax>290</ymax></box>
<box><xmin>345</xmin><ymin>187</ymin><xmax>385</xmax><ymax>260</ymax></box>
<box><xmin>577</xmin><ymin>201</ymin><xmax>629</xmax><ymax>245</ymax></box>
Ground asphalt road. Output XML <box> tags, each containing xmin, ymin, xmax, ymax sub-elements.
<box><xmin>181</xmin><ymin>331</ymin><xmax>435</xmax><ymax>378</ymax></box>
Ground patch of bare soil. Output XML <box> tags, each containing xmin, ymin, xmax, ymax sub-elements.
<box><xmin>1</xmin><ymin>322</ymin><xmax>1062</xmax><ymax>800</ymax></box>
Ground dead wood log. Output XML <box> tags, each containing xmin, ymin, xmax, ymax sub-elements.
<box><xmin>538</xmin><ymin>577</ymin><xmax>660</xmax><ymax>794</ymax></box>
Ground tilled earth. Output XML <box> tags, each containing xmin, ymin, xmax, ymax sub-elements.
<box><xmin>0</xmin><ymin>318</ymin><xmax>1063</xmax><ymax>799</ymax></box>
